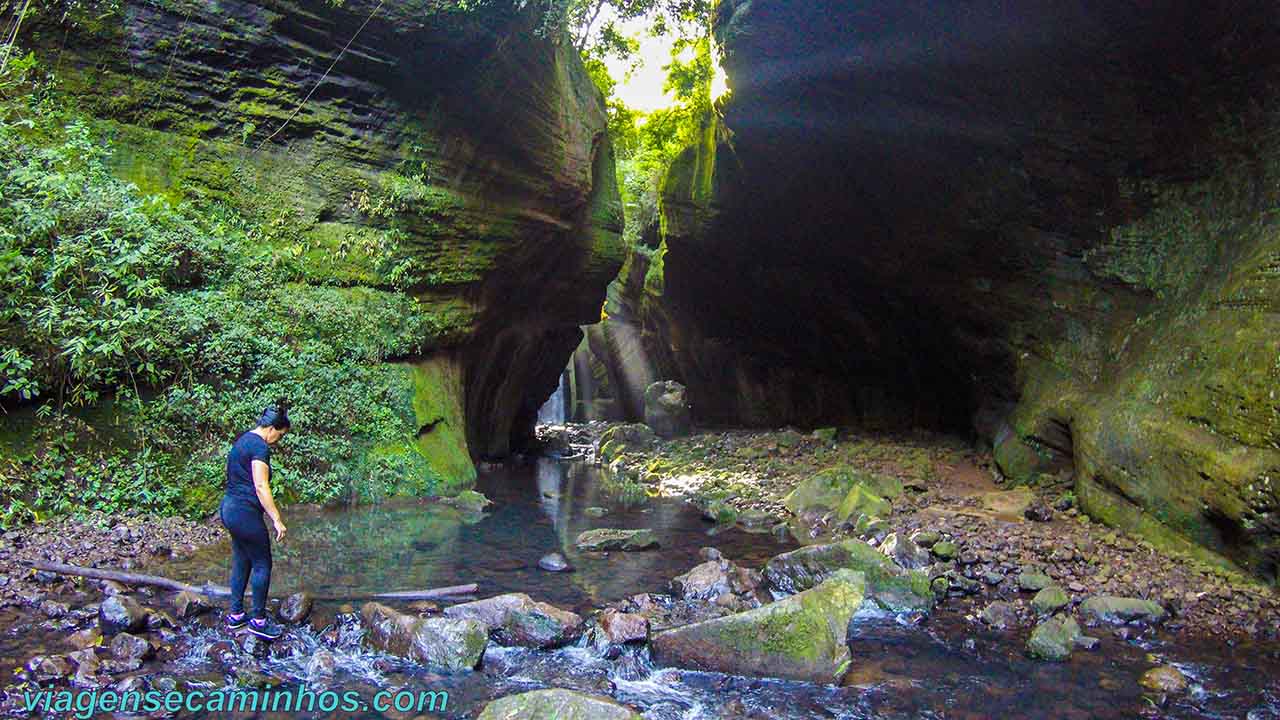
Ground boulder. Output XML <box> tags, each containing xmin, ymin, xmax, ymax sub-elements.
<box><xmin>930</xmin><ymin>541</ymin><xmax>958</xmax><ymax>560</ymax></box>
<box><xmin>1031</xmin><ymin>586</ymin><xmax>1070</xmax><ymax>615</ymax></box>
<box><xmin>361</xmin><ymin>602</ymin><xmax>486</xmax><ymax>672</ymax></box>
<box><xmin>439</xmin><ymin>490</ymin><xmax>492</xmax><ymax>515</ymax></box>
<box><xmin>443</xmin><ymin>593</ymin><xmax>583</xmax><ymax>648</ymax></box>
<box><xmin>278</xmin><ymin>592</ymin><xmax>314</xmax><ymax>624</ymax></box>
<box><xmin>596</xmin><ymin>424</ymin><xmax>658</xmax><ymax>464</ymax></box>
<box><xmin>670</xmin><ymin>558</ymin><xmax>764</xmax><ymax>610</ymax></box>
<box><xmin>1027</xmin><ymin>615</ymin><xmax>1082</xmax><ymax>661</ymax></box>
<box><xmin>477</xmin><ymin>689</ymin><xmax>640</xmax><ymax>720</ymax></box>
<box><xmin>812</xmin><ymin>427</ymin><xmax>838</xmax><ymax>443</ymax></box>
<box><xmin>598</xmin><ymin>611</ymin><xmax>649</xmax><ymax>645</ymax></box>
<box><xmin>575</xmin><ymin>528</ymin><xmax>659</xmax><ymax>551</ymax></box>
<box><xmin>26</xmin><ymin>655</ymin><xmax>73</xmax><ymax>683</ymax></box>
<box><xmin>643</xmin><ymin>381</ymin><xmax>692</xmax><ymax>438</ymax></box>
<box><xmin>66</xmin><ymin>627</ymin><xmax>102</xmax><ymax>650</ymax></box>
<box><xmin>652</xmin><ymin>570</ymin><xmax>867</xmax><ymax>683</ymax></box>
<box><xmin>783</xmin><ymin>466</ymin><xmax>899</xmax><ymax>519</ymax></box>
<box><xmin>763</xmin><ymin>539</ymin><xmax>933</xmax><ymax>613</ymax></box>
<box><xmin>171</xmin><ymin>591</ymin><xmax>212</xmax><ymax>619</ymax></box>
<box><xmin>1079</xmin><ymin>596</ymin><xmax>1167</xmax><ymax>625</ymax></box>
<box><xmin>98</xmin><ymin>596</ymin><xmax>148</xmax><ymax>635</ymax></box>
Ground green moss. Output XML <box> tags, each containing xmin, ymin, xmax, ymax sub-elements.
<box><xmin>410</xmin><ymin>358</ymin><xmax>477</xmax><ymax>496</ymax></box>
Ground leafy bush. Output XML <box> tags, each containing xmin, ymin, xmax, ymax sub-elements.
<box><xmin>0</xmin><ymin>56</ymin><xmax>467</xmax><ymax>527</ymax></box>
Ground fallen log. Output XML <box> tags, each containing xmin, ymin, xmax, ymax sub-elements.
<box><xmin>24</xmin><ymin>561</ymin><xmax>478</xmax><ymax>602</ymax></box>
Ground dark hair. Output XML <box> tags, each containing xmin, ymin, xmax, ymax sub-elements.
<box><xmin>258</xmin><ymin>397</ymin><xmax>292</xmax><ymax>430</ymax></box>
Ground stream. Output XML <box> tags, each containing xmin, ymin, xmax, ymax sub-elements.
<box><xmin>3</xmin><ymin>457</ymin><xmax>1279</xmax><ymax>718</ymax></box>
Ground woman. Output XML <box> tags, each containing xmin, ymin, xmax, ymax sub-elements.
<box><xmin>220</xmin><ymin>399</ymin><xmax>291</xmax><ymax>640</ymax></box>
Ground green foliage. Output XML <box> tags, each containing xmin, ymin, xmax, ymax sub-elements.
<box><xmin>0</xmin><ymin>57</ymin><xmax>471</xmax><ymax>526</ymax></box>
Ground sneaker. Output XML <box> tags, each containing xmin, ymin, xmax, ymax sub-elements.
<box><xmin>224</xmin><ymin>612</ymin><xmax>248</xmax><ymax>630</ymax></box>
<box><xmin>247</xmin><ymin>617</ymin><xmax>284</xmax><ymax>640</ymax></box>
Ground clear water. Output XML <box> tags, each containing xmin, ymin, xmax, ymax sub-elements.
<box><xmin>3</xmin><ymin>458</ymin><xmax>1279</xmax><ymax>719</ymax></box>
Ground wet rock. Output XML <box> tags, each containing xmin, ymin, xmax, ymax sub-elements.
<box><xmin>26</xmin><ymin>654</ymin><xmax>73</xmax><ymax>682</ymax></box>
<box><xmin>651</xmin><ymin>570</ymin><xmax>867</xmax><ymax>684</ymax></box>
<box><xmin>1027</xmin><ymin>615</ymin><xmax>1082</xmax><ymax>661</ymax></box>
<box><xmin>1079</xmin><ymin>596</ymin><xmax>1167</xmax><ymax>625</ymax></box>
<box><xmin>1017</xmin><ymin>572</ymin><xmax>1054</xmax><ymax>592</ymax></box>
<box><xmin>584</xmin><ymin>506</ymin><xmax>609</xmax><ymax>518</ymax></box>
<box><xmin>362</xmin><ymin>602</ymin><xmax>487</xmax><ymax>671</ymax></box>
<box><xmin>981</xmin><ymin>601</ymin><xmax>1019</xmax><ymax>629</ymax></box>
<box><xmin>146</xmin><ymin>609</ymin><xmax>177</xmax><ymax>630</ymax></box>
<box><xmin>879</xmin><ymin>533</ymin><xmax>932</xmax><ymax>570</ymax></box>
<box><xmin>306</xmin><ymin>649</ymin><xmax>337</xmax><ymax>678</ymax></box>
<box><xmin>443</xmin><ymin>593</ymin><xmax>583</xmax><ymax>648</ymax></box>
<box><xmin>235</xmin><ymin>666</ymin><xmax>281</xmax><ymax>688</ymax></box>
<box><xmin>599</xmin><ymin>611</ymin><xmax>650</xmax><ymax>644</ymax></box>
<box><xmin>278</xmin><ymin>592</ymin><xmax>314</xmax><ymax>624</ymax></box>
<box><xmin>1140</xmin><ymin>665</ymin><xmax>1188</xmax><ymax>693</ymax></box>
<box><xmin>596</xmin><ymin>424</ymin><xmax>658</xmax><ymax>464</ymax></box>
<box><xmin>644</xmin><ymin>381</ymin><xmax>692</xmax><ymax>439</ymax></box>
<box><xmin>40</xmin><ymin>599</ymin><xmax>70</xmax><ymax>618</ymax></box>
<box><xmin>109</xmin><ymin>632</ymin><xmax>155</xmax><ymax>662</ymax></box>
<box><xmin>575</xmin><ymin>528</ymin><xmax>659</xmax><ymax>551</ymax></box>
<box><xmin>671</xmin><ymin>558</ymin><xmax>763</xmax><ymax>609</ymax></box>
<box><xmin>477</xmin><ymin>688</ymin><xmax>641</xmax><ymax>720</ymax></box>
<box><xmin>764</xmin><ymin>539</ymin><xmax>933</xmax><ymax>612</ymax></box>
<box><xmin>67</xmin><ymin>645</ymin><xmax>101</xmax><ymax>681</ymax></box>
<box><xmin>66</xmin><ymin>627</ymin><xmax>102</xmax><ymax>650</ymax></box>
<box><xmin>207</xmin><ymin>640</ymin><xmax>238</xmax><ymax>668</ymax></box>
<box><xmin>700</xmin><ymin>499</ymin><xmax>739</xmax><ymax>525</ymax></box>
<box><xmin>538</xmin><ymin>552</ymin><xmax>572</xmax><ymax>572</ymax></box>
<box><xmin>98</xmin><ymin>595</ymin><xmax>148</xmax><ymax>635</ymax></box>
<box><xmin>1032</xmin><ymin>586</ymin><xmax>1070</xmax><ymax>615</ymax></box>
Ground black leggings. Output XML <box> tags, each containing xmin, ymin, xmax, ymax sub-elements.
<box><xmin>219</xmin><ymin>498</ymin><xmax>272</xmax><ymax>618</ymax></box>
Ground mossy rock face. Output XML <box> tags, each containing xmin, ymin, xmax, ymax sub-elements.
<box><xmin>476</xmin><ymin>689</ymin><xmax>640</xmax><ymax>720</ymax></box>
<box><xmin>650</xmin><ymin>570</ymin><xmax>866</xmax><ymax>684</ymax></box>
<box><xmin>22</xmin><ymin>0</ymin><xmax>624</xmax><ymax>478</ymax></box>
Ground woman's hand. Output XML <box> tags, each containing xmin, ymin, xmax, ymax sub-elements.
<box><xmin>273</xmin><ymin>517</ymin><xmax>287</xmax><ymax>543</ymax></box>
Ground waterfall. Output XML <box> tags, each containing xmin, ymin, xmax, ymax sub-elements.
<box><xmin>537</xmin><ymin>371</ymin><xmax>567</xmax><ymax>425</ymax></box>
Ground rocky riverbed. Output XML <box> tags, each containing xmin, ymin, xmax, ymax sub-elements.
<box><xmin>540</xmin><ymin>421</ymin><xmax>1280</xmax><ymax>642</ymax></box>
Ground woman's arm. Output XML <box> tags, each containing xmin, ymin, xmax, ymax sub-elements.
<box><xmin>251</xmin><ymin>459</ymin><xmax>287</xmax><ymax>542</ymax></box>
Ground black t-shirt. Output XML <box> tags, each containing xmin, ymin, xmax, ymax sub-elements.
<box><xmin>225</xmin><ymin>431</ymin><xmax>270</xmax><ymax>512</ymax></box>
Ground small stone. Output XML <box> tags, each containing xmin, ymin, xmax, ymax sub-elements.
<box><xmin>537</xmin><ymin>552</ymin><xmax>571</xmax><ymax>573</ymax></box>
<box><xmin>98</xmin><ymin>596</ymin><xmax>148</xmax><ymax>635</ymax></box>
<box><xmin>931</xmin><ymin>541</ymin><xmax>958</xmax><ymax>560</ymax></box>
<box><xmin>1032</xmin><ymin>586</ymin><xmax>1070</xmax><ymax>615</ymax></box>
<box><xmin>1018</xmin><ymin>573</ymin><xmax>1053</xmax><ymax>592</ymax></box>
<box><xmin>1140</xmin><ymin>666</ymin><xmax>1188</xmax><ymax>693</ymax></box>
<box><xmin>172</xmin><ymin>591</ymin><xmax>212</xmax><ymax>619</ymax></box>
<box><xmin>911</xmin><ymin>530</ymin><xmax>941</xmax><ymax>548</ymax></box>
<box><xmin>109</xmin><ymin>632</ymin><xmax>155</xmax><ymax>662</ymax></box>
<box><xmin>66</xmin><ymin>627</ymin><xmax>102</xmax><ymax>650</ymax></box>
<box><xmin>980</xmin><ymin>601</ymin><xmax>1019</xmax><ymax>629</ymax></box>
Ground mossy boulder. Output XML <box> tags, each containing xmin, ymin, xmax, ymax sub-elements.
<box><xmin>643</xmin><ymin>381</ymin><xmax>692</xmax><ymax>438</ymax></box>
<box><xmin>1078</xmin><ymin>596</ymin><xmax>1167</xmax><ymax>625</ymax></box>
<box><xmin>1027</xmin><ymin>615</ymin><xmax>1083</xmax><ymax>661</ymax></box>
<box><xmin>784</xmin><ymin>465</ymin><xmax>898</xmax><ymax>521</ymax></box>
<box><xmin>476</xmin><ymin>689</ymin><xmax>640</xmax><ymax>720</ymax></box>
<box><xmin>763</xmin><ymin>539</ymin><xmax>933</xmax><ymax>612</ymax></box>
<box><xmin>574</xmin><ymin>528</ymin><xmax>659</xmax><ymax>551</ymax></box>
<box><xmin>1031</xmin><ymin>586</ymin><xmax>1070</xmax><ymax>615</ymax></box>
<box><xmin>650</xmin><ymin>570</ymin><xmax>867</xmax><ymax>684</ymax></box>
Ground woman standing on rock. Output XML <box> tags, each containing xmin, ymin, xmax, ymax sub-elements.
<box><xmin>219</xmin><ymin>399</ymin><xmax>291</xmax><ymax>640</ymax></box>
